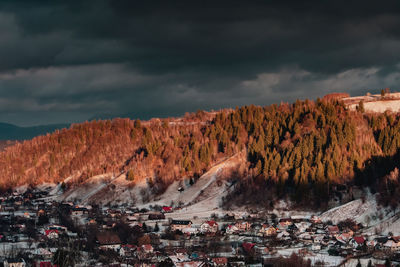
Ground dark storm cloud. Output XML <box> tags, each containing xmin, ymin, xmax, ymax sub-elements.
<box><xmin>1</xmin><ymin>0</ymin><xmax>400</xmax><ymax>125</ymax></box>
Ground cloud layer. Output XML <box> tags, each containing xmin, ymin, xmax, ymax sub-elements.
<box><xmin>1</xmin><ymin>0</ymin><xmax>400</xmax><ymax>125</ymax></box>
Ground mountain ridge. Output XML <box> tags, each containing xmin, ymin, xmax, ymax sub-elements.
<box><xmin>1</xmin><ymin>96</ymin><xmax>400</xmax><ymax>209</ymax></box>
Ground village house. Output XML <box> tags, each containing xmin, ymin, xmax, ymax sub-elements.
<box><xmin>366</xmin><ymin>239</ymin><xmax>377</xmax><ymax>250</ymax></box>
<box><xmin>37</xmin><ymin>209</ymin><xmax>46</xmax><ymax>217</ymax></box>
<box><xmin>102</xmin><ymin>221</ymin><xmax>116</xmax><ymax>229</ymax></box>
<box><xmin>48</xmin><ymin>224</ymin><xmax>67</xmax><ymax>232</ymax></box>
<box><xmin>87</xmin><ymin>219</ymin><xmax>97</xmax><ymax>225</ymax></box>
<box><xmin>312</xmin><ymin>234</ymin><xmax>325</xmax><ymax>245</ymax></box>
<box><xmin>71</xmin><ymin>206</ymin><xmax>88</xmax><ymax>216</ymax></box>
<box><xmin>234</xmin><ymin>221</ymin><xmax>251</xmax><ymax>232</ymax></box>
<box><xmin>383</xmin><ymin>239</ymin><xmax>400</xmax><ymax>251</ymax></box>
<box><xmin>279</xmin><ymin>218</ymin><xmax>293</xmax><ymax>225</ymax></box>
<box><xmin>137</xmin><ymin>244</ymin><xmax>156</xmax><ymax>261</ymax></box>
<box><xmin>119</xmin><ymin>244</ymin><xmax>137</xmax><ymax>257</ymax></box>
<box><xmin>336</xmin><ymin>232</ymin><xmax>352</xmax><ymax>244</ymax></box>
<box><xmin>311</xmin><ymin>243</ymin><xmax>321</xmax><ymax>251</ymax></box>
<box><xmin>392</xmin><ymin>236</ymin><xmax>400</xmax><ymax>243</ymax></box>
<box><xmin>225</xmin><ymin>225</ymin><xmax>239</xmax><ymax>235</ymax></box>
<box><xmin>148</xmin><ymin>213</ymin><xmax>165</xmax><ymax>220</ymax></box>
<box><xmin>200</xmin><ymin>220</ymin><xmax>218</xmax><ymax>233</ymax></box>
<box><xmin>350</xmin><ymin>236</ymin><xmax>365</xmax><ymax>250</ymax></box>
<box><xmin>96</xmin><ymin>232</ymin><xmax>122</xmax><ymax>251</ymax></box>
<box><xmin>182</xmin><ymin>227</ymin><xmax>199</xmax><ymax>235</ymax></box>
<box><xmin>278</xmin><ymin>218</ymin><xmax>293</xmax><ymax>230</ymax></box>
<box><xmin>277</xmin><ymin>230</ymin><xmax>291</xmax><ymax>240</ymax></box>
<box><xmin>162</xmin><ymin>206</ymin><xmax>173</xmax><ymax>213</ymax></box>
<box><xmin>170</xmin><ymin>220</ymin><xmax>192</xmax><ymax>231</ymax></box>
<box><xmin>294</xmin><ymin>221</ymin><xmax>311</xmax><ymax>233</ymax></box>
<box><xmin>310</xmin><ymin>215</ymin><xmax>322</xmax><ymax>224</ymax></box>
<box><xmin>212</xmin><ymin>257</ymin><xmax>228</xmax><ymax>266</ymax></box>
<box><xmin>33</xmin><ymin>260</ymin><xmax>56</xmax><ymax>267</ymax></box>
<box><xmin>44</xmin><ymin>229</ymin><xmax>59</xmax><ymax>239</ymax></box>
<box><xmin>258</xmin><ymin>224</ymin><xmax>277</xmax><ymax>237</ymax></box>
<box><xmin>327</xmin><ymin>225</ymin><xmax>340</xmax><ymax>236</ymax></box>
<box><xmin>242</xmin><ymin>242</ymin><xmax>255</xmax><ymax>255</ymax></box>
<box><xmin>385</xmin><ymin>235</ymin><xmax>400</xmax><ymax>250</ymax></box>
<box><xmin>298</xmin><ymin>232</ymin><xmax>312</xmax><ymax>241</ymax></box>
<box><xmin>106</xmin><ymin>209</ymin><xmax>122</xmax><ymax>218</ymax></box>
<box><xmin>3</xmin><ymin>258</ymin><xmax>26</xmax><ymax>267</ymax></box>
<box><xmin>168</xmin><ymin>252</ymin><xmax>191</xmax><ymax>266</ymax></box>
<box><xmin>141</xmin><ymin>244</ymin><xmax>154</xmax><ymax>254</ymax></box>
<box><xmin>254</xmin><ymin>245</ymin><xmax>274</xmax><ymax>257</ymax></box>
<box><xmin>125</xmin><ymin>215</ymin><xmax>139</xmax><ymax>222</ymax></box>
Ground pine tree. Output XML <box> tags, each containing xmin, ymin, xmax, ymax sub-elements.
<box><xmin>134</xmin><ymin>119</ymin><xmax>141</xmax><ymax>129</ymax></box>
<box><xmin>154</xmin><ymin>222</ymin><xmax>160</xmax><ymax>232</ymax></box>
<box><xmin>357</xmin><ymin>100</ymin><xmax>365</xmax><ymax>113</ymax></box>
<box><xmin>326</xmin><ymin>160</ymin><xmax>335</xmax><ymax>181</ymax></box>
<box><xmin>126</xmin><ymin>169</ymin><xmax>135</xmax><ymax>181</ymax></box>
<box><xmin>255</xmin><ymin>160</ymin><xmax>263</xmax><ymax>176</ymax></box>
<box><xmin>142</xmin><ymin>222</ymin><xmax>148</xmax><ymax>232</ymax></box>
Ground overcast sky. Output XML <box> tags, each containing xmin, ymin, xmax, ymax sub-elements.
<box><xmin>2</xmin><ymin>0</ymin><xmax>400</xmax><ymax>126</ymax></box>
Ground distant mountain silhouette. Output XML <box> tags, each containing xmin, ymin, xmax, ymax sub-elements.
<box><xmin>0</xmin><ymin>122</ymin><xmax>69</xmax><ymax>140</ymax></box>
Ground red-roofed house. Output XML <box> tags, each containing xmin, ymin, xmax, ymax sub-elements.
<box><xmin>162</xmin><ymin>206</ymin><xmax>173</xmax><ymax>213</ymax></box>
<box><xmin>200</xmin><ymin>220</ymin><xmax>218</xmax><ymax>233</ymax></box>
<box><xmin>45</xmin><ymin>229</ymin><xmax>59</xmax><ymax>239</ymax></box>
<box><xmin>33</xmin><ymin>261</ymin><xmax>57</xmax><ymax>267</ymax></box>
<box><xmin>350</xmin><ymin>236</ymin><xmax>365</xmax><ymax>249</ymax></box>
<box><xmin>141</xmin><ymin>244</ymin><xmax>154</xmax><ymax>254</ymax></box>
<box><xmin>212</xmin><ymin>257</ymin><xmax>228</xmax><ymax>266</ymax></box>
<box><xmin>242</xmin><ymin>242</ymin><xmax>255</xmax><ymax>254</ymax></box>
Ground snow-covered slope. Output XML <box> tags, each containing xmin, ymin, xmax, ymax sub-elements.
<box><xmin>320</xmin><ymin>194</ymin><xmax>400</xmax><ymax>235</ymax></box>
<box><xmin>320</xmin><ymin>195</ymin><xmax>379</xmax><ymax>224</ymax></box>
<box><xmin>52</xmin><ymin>153</ymin><xmax>243</xmax><ymax>212</ymax></box>
<box><xmin>348</xmin><ymin>100</ymin><xmax>400</xmax><ymax>113</ymax></box>
<box><xmin>141</xmin><ymin>153</ymin><xmax>243</xmax><ymax>220</ymax></box>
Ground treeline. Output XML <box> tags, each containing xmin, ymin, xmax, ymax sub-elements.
<box><xmin>0</xmin><ymin>111</ymin><xmax>233</xmax><ymax>191</ymax></box>
<box><xmin>2</xmin><ymin>99</ymin><xmax>400</xmax><ymax>205</ymax></box>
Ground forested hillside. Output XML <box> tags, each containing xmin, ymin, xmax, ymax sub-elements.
<box><xmin>1</xmin><ymin>98</ymin><xmax>400</xmax><ymax>205</ymax></box>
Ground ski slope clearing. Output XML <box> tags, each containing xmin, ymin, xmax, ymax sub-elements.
<box><xmin>53</xmin><ymin>152</ymin><xmax>244</xmax><ymax>211</ymax></box>
<box><xmin>61</xmin><ymin>174</ymin><xmax>117</xmax><ymax>203</ymax></box>
<box><xmin>144</xmin><ymin>153</ymin><xmax>245</xmax><ymax>220</ymax></box>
